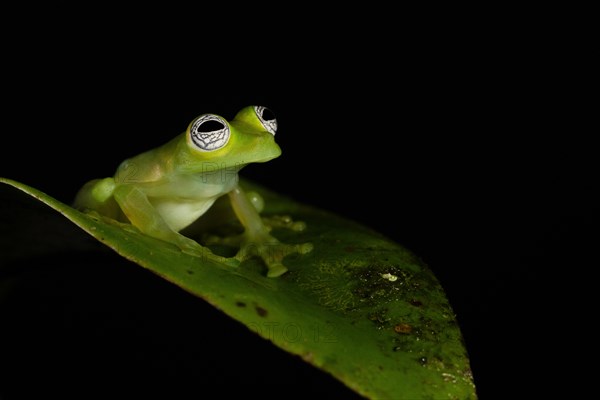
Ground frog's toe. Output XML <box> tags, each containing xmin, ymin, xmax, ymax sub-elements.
<box><xmin>203</xmin><ymin>233</ymin><xmax>243</xmax><ymax>247</ymax></box>
<box><xmin>266</xmin><ymin>263</ymin><xmax>288</xmax><ymax>278</ymax></box>
<box><xmin>297</xmin><ymin>242</ymin><xmax>313</xmax><ymax>254</ymax></box>
<box><xmin>291</xmin><ymin>221</ymin><xmax>307</xmax><ymax>232</ymax></box>
<box><xmin>262</xmin><ymin>215</ymin><xmax>307</xmax><ymax>232</ymax></box>
<box><xmin>261</xmin><ymin>242</ymin><xmax>313</xmax><ymax>277</ymax></box>
<box><xmin>230</xmin><ymin>234</ymin><xmax>313</xmax><ymax>278</ymax></box>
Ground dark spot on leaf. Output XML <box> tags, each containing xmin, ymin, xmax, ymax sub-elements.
<box><xmin>236</xmin><ymin>301</ymin><xmax>246</xmax><ymax>307</ymax></box>
<box><xmin>186</xmin><ymin>270</ymin><xmax>194</xmax><ymax>275</ymax></box>
<box><xmin>410</xmin><ymin>299</ymin><xmax>423</xmax><ymax>307</ymax></box>
<box><xmin>394</xmin><ymin>323</ymin><xmax>413</xmax><ymax>334</ymax></box>
<box><xmin>255</xmin><ymin>306</ymin><xmax>268</xmax><ymax>317</ymax></box>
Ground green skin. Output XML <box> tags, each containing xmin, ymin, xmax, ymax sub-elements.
<box><xmin>74</xmin><ymin>106</ymin><xmax>312</xmax><ymax>277</ymax></box>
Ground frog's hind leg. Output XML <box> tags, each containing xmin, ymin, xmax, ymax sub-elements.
<box><xmin>112</xmin><ymin>184</ymin><xmax>238</xmax><ymax>267</ymax></box>
<box><xmin>73</xmin><ymin>177</ymin><xmax>121</xmax><ymax>219</ymax></box>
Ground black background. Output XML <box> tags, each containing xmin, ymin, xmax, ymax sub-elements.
<box><xmin>0</xmin><ymin>8</ymin><xmax>595</xmax><ymax>400</ymax></box>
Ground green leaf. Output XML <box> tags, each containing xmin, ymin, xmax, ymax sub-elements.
<box><xmin>0</xmin><ymin>177</ymin><xmax>476</xmax><ymax>399</ymax></box>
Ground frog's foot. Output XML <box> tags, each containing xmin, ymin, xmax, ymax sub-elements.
<box><xmin>235</xmin><ymin>235</ymin><xmax>313</xmax><ymax>278</ymax></box>
<box><xmin>261</xmin><ymin>215</ymin><xmax>307</xmax><ymax>232</ymax></box>
<box><xmin>177</xmin><ymin>235</ymin><xmax>240</xmax><ymax>268</ymax></box>
<box><xmin>203</xmin><ymin>215</ymin><xmax>306</xmax><ymax>244</ymax></box>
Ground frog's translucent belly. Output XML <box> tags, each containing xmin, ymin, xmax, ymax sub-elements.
<box><xmin>144</xmin><ymin>170</ymin><xmax>239</xmax><ymax>232</ymax></box>
<box><xmin>152</xmin><ymin>196</ymin><xmax>219</xmax><ymax>232</ymax></box>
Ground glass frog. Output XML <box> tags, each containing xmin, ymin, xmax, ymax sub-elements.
<box><xmin>73</xmin><ymin>106</ymin><xmax>312</xmax><ymax>277</ymax></box>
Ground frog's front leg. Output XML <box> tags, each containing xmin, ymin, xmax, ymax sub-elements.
<box><xmin>113</xmin><ymin>185</ymin><xmax>237</xmax><ymax>266</ymax></box>
<box><xmin>227</xmin><ymin>185</ymin><xmax>313</xmax><ymax>277</ymax></box>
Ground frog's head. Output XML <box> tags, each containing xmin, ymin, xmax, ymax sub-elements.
<box><xmin>181</xmin><ymin>105</ymin><xmax>281</xmax><ymax>171</ymax></box>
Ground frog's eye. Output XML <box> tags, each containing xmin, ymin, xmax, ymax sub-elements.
<box><xmin>254</xmin><ymin>106</ymin><xmax>277</xmax><ymax>136</ymax></box>
<box><xmin>189</xmin><ymin>114</ymin><xmax>230</xmax><ymax>151</ymax></box>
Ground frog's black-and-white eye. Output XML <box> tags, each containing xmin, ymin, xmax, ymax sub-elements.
<box><xmin>190</xmin><ymin>114</ymin><xmax>230</xmax><ymax>151</ymax></box>
<box><xmin>254</xmin><ymin>106</ymin><xmax>277</xmax><ymax>136</ymax></box>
